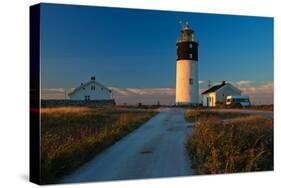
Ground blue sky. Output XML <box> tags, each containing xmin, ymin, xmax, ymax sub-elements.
<box><xmin>40</xmin><ymin>3</ymin><xmax>273</xmax><ymax>104</ymax></box>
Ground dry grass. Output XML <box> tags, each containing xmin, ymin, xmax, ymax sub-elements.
<box><xmin>40</xmin><ymin>107</ymin><xmax>157</xmax><ymax>184</ymax></box>
<box><xmin>245</xmin><ymin>105</ymin><xmax>274</xmax><ymax>111</ymax></box>
<box><xmin>184</xmin><ymin>110</ymin><xmax>201</xmax><ymax>122</ymax></box>
<box><xmin>41</xmin><ymin>107</ymin><xmax>91</xmax><ymax>114</ymax></box>
<box><xmin>186</xmin><ymin>111</ymin><xmax>273</xmax><ymax>174</ymax></box>
<box><xmin>184</xmin><ymin>110</ymin><xmax>249</xmax><ymax>122</ymax></box>
<box><xmin>185</xmin><ymin>105</ymin><xmax>274</xmax><ymax>112</ymax></box>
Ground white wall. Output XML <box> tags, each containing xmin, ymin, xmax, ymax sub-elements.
<box><xmin>176</xmin><ymin>59</ymin><xmax>199</xmax><ymax>104</ymax></box>
<box><xmin>216</xmin><ymin>84</ymin><xmax>241</xmax><ymax>103</ymax></box>
<box><xmin>209</xmin><ymin>92</ymin><xmax>216</xmax><ymax>107</ymax></box>
<box><xmin>202</xmin><ymin>95</ymin><xmax>209</xmax><ymax>106</ymax></box>
<box><xmin>202</xmin><ymin>84</ymin><xmax>241</xmax><ymax>107</ymax></box>
<box><xmin>70</xmin><ymin>82</ymin><xmax>112</xmax><ymax>101</ymax></box>
<box><xmin>202</xmin><ymin>92</ymin><xmax>216</xmax><ymax>107</ymax></box>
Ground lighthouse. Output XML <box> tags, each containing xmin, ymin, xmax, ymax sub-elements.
<box><xmin>176</xmin><ymin>21</ymin><xmax>199</xmax><ymax>105</ymax></box>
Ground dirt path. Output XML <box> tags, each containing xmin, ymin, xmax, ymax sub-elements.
<box><xmin>61</xmin><ymin>108</ymin><xmax>195</xmax><ymax>183</ymax></box>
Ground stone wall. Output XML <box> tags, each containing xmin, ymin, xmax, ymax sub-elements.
<box><xmin>41</xmin><ymin>99</ymin><xmax>115</xmax><ymax>108</ymax></box>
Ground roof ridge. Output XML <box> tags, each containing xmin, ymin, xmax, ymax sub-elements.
<box><xmin>201</xmin><ymin>83</ymin><xmax>226</xmax><ymax>94</ymax></box>
<box><xmin>68</xmin><ymin>79</ymin><xmax>111</xmax><ymax>96</ymax></box>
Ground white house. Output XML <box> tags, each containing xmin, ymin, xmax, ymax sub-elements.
<box><xmin>68</xmin><ymin>77</ymin><xmax>113</xmax><ymax>101</ymax></box>
<box><xmin>202</xmin><ymin>81</ymin><xmax>241</xmax><ymax>107</ymax></box>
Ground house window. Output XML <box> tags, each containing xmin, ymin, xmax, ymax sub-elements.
<box><xmin>91</xmin><ymin>85</ymin><xmax>95</xmax><ymax>90</ymax></box>
<box><xmin>189</xmin><ymin>43</ymin><xmax>193</xmax><ymax>48</ymax></box>
<box><xmin>189</xmin><ymin>78</ymin><xmax>193</xmax><ymax>85</ymax></box>
<box><xmin>189</xmin><ymin>53</ymin><xmax>193</xmax><ymax>59</ymax></box>
<box><xmin>85</xmin><ymin>96</ymin><xmax>90</xmax><ymax>101</ymax></box>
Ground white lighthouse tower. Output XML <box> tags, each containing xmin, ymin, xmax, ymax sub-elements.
<box><xmin>176</xmin><ymin>21</ymin><xmax>199</xmax><ymax>105</ymax></box>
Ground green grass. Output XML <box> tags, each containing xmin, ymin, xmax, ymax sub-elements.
<box><xmin>186</xmin><ymin>111</ymin><xmax>273</xmax><ymax>174</ymax></box>
<box><xmin>40</xmin><ymin>107</ymin><xmax>157</xmax><ymax>184</ymax></box>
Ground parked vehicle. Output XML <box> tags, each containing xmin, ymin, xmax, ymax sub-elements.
<box><xmin>226</xmin><ymin>95</ymin><xmax>251</xmax><ymax>107</ymax></box>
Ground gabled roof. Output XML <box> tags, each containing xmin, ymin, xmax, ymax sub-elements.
<box><xmin>68</xmin><ymin>79</ymin><xmax>111</xmax><ymax>96</ymax></box>
<box><xmin>201</xmin><ymin>82</ymin><xmax>226</xmax><ymax>95</ymax></box>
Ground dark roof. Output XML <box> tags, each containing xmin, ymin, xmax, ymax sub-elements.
<box><xmin>201</xmin><ymin>82</ymin><xmax>226</xmax><ymax>95</ymax></box>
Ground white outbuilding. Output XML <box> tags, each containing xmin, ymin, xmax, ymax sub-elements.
<box><xmin>201</xmin><ymin>81</ymin><xmax>241</xmax><ymax>107</ymax></box>
<box><xmin>68</xmin><ymin>76</ymin><xmax>113</xmax><ymax>101</ymax></box>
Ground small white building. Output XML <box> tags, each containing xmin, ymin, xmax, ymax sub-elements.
<box><xmin>68</xmin><ymin>77</ymin><xmax>113</xmax><ymax>101</ymax></box>
<box><xmin>202</xmin><ymin>81</ymin><xmax>241</xmax><ymax>107</ymax></box>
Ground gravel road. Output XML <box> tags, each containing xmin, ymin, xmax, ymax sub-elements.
<box><xmin>61</xmin><ymin>108</ymin><xmax>195</xmax><ymax>183</ymax></box>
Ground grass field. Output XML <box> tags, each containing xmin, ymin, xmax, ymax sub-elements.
<box><xmin>184</xmin><ymin>105</ymin><xmax>273</xmax><ymax>112</ymax></box>
<box><xmin>184</xmin><ymin>110</ymin><xmax>249</xmax><ymax>122</ymax></box>
<box><xmin>40</xmin><ymin>107</ymin><xmax>157</xmax><ymax>184</ymax></box>
<box><xmin>185</xmin><ymin>110</ymin><xmax>273</xmax><ymax>174</ymax></box>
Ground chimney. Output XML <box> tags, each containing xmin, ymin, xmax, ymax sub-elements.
<box><xmin>91</xmin><ymin>76</ymin><xmax>96</xmax><ymax>81</ymax></box>
<box><xmin>208</xmin><ymin>80</ymin><xmax>211</xmax><ymax>88</ymax></box>
<box><xmin>222</xmin><ymin>81</ymin><xmax>226</xmax><ymax>85</ymax></box>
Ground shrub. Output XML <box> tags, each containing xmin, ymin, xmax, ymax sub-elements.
<box><xmin>187</xmin><ymin>113</ymin><xmax>273</xmax><ymax>174</ymax></box>
<box><xmin>184</xmin><ymin>111</ymin><xmax>201</xmax><ymax>122</ymax></box>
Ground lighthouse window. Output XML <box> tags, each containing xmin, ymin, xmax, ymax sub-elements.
<box><xmin>189</xmin><ymin>78</ymin><xmax>193</xmax><ymax>85</ymax></box>
<box><xmin>189</xmin><ymin>54</ymin><xmax>193</xmax><ymax>59</ymax></box>
<box><xmin>189</xmin><ymin>43</ymin><xmax>193</xmax><ymax>48</ymax></box>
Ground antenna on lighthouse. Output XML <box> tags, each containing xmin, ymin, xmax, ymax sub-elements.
<box><xmin>179</xmin><ymin>20</ymin><xmax>189</xmax><ymax>29</ymax></box>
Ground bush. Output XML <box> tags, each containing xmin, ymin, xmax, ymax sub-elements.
<box><xmin>184</xmin><ymin>111</ymin><xmax>201</xmax><ymax>122</ymax></box>
<box><xmin>187</xmin><ymin>113</ymin><xmax>273</xmax><ymax>174</ymax></box>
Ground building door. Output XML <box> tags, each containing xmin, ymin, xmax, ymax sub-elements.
<box><xmin>210</xmin><ymin>96</ymin><xmax>214</xmax><ymax>107</ymax></box>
